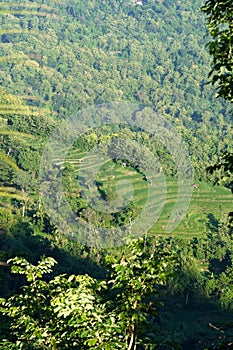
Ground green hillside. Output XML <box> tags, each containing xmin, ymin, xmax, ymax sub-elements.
<box><xmin>0</xmin><ymin>0</ymin><xmax>232</xmax><ymax>349</ymax></box>
<box><xmin>63</xmin><ymin>148</ymin><xmax>232</xmax><ymax>237</ymax></box>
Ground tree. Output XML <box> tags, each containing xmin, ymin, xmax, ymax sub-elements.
<box><xmin>202</xmin><ymin>1</ymin><xmax>233</xmax><ymax>221</ymax></box>
<box><xmin>201</xmin><ymin>0</ymin><xmax>233</xmax><ymax>102</ymax></box>
<box><xmin>201</xmin><ymin>3</ymin><xmax>233</xmax><ymax>348</ymax></box>
<box><xmin>0</xmin><ymin>238</ymin><xmax>170</xmax><ymax>349</ymax></box>
<box><xmin>0</xmin><ymin>256</ymin><xmax>123</xmax><ymax>350</ymax></box>
<box><xmin>207</xmin><ymin>152</ymin><xmax>233</xmax><ymax>194</ymax></box>
<box><xmin>107</xmin><ymin>237</ymin><xmax>170</xmax><ymax>349</ymax></box>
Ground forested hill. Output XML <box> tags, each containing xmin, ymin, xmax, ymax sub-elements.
<box><xmin>1</xmin><ymin>1</ymin><xmax>233</xmax><ymax>349</ymax></box>
<box><xmin>0</xmin><ymin>0</ymin><xmax>232</xmax><ymax>177</ymax></box>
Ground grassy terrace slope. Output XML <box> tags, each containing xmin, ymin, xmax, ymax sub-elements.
<box><xmin>153</xmin><ymin>181</ymin><xmax>232</xmax><ymax>237</ymax></box>
<box><xmin>62</xmin><ymin>148</ymin><xmax>232</xmax><ymax>238</ymax></box>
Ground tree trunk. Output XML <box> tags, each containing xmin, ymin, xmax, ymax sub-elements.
<box><xmin>128</xmin><ymin>323</ymin><xmax>136</xmax><ymax>350</ymax></box>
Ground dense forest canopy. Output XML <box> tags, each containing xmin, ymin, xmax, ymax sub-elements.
<box><xmin>0</xmin><ymin>0</ymin><xmax>232</xmax><ymax>153</ymax></box>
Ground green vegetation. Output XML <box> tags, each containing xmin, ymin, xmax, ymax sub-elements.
<box><xmin>63</xmin><ymin>149</ymin><xmax>232</xmax><ymax>236</ymax></box>
<box><xmin>0</xmin><ymin>239</ymin><xmax>171</xmax><ymax>349</ymax></box>
<box><xmin>0</xmin><ymin>0</ymin><xmax>232</xmax><ymax>349</ymax></box>
<box><xmin>201</xmin><ymin>0</ymin><xmax>233</xmax><ymax>102</ymax></box>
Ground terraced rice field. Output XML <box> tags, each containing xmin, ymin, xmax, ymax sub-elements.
<box><xmin>152</xmin><ymin>180</ymin><xmax>232</xmax><ymax>237</ymax></box>
<box><xmin>61</xmin><ymin>147</ymin><xmax>232</xmax><ymax>238</ymax></box>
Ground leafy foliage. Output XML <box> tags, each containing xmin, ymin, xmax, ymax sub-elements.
<box><xmin>0</xmin><ymin>238</ymin><xmax>171</xmax><ymax>349</ymax></box>
<box><xmin>207</xmin><ymin>152</ymin><xmax>233</xmax><ymax>193</ymax></box>
<box><xmin>0</xmin><ymin>1</ymin><xmax>233</xmax><ymax>349</ymax></box>
<box><xmin>201</xmin><ymin>0</ymin><xmax>233</xmax><ymax>101</ymax></box>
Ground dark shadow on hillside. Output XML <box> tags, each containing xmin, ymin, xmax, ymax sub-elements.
<box><xmin>153</xmin><ymin>235</ymin><xmax>233</xmax><ymax>350</ymax></box>
<box><xmin>205</xmin><ymin>213</ymin><xmax>232</xmax><ymax>274</ymax></box>
<box><xmin>0</xmin><ymin>220</ymin><xmax>107</xmax><ymax>297</ymax></box>
<box><xmin>206</xmin><ymin>213</ymin><xmax>219</xmax><ymax>233</ymax></box>
<box><xmin>157</xmin><ymin>280</ymin><xmax>233</xmax><ymax>349</ymax></box>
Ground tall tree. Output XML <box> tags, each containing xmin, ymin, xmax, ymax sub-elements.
<box><xmin>201</xmin><ymin>2</ymin><xmax>233</xmax><ymax>348</ymax></box>
<box><xmin>201</xmin><ymin>0</ymin><xmax>233</xmax><ymax>102</ymax></box>
<box><xmin>202</xmin><ymin>0</ymin><xmax>233</xmax><ymax>208</ymax></box>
